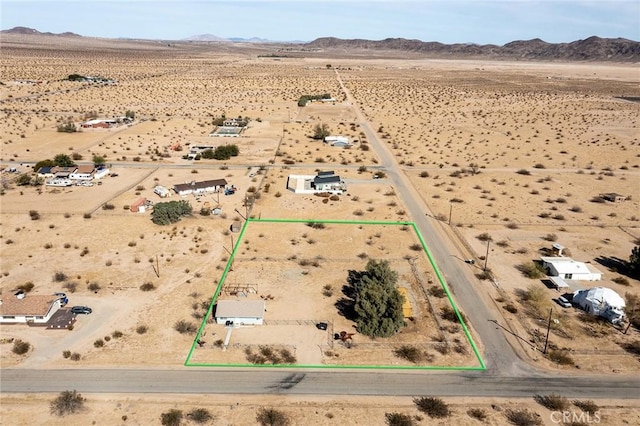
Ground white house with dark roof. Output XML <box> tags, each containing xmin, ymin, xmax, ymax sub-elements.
<box><xmin>0</xmin><ymin>292</ymin><xmax>65</xmax><ymax>324</ymax></box>
<box><xmin>286</xmin><ymin>171</ymin><xmax>346</xmax><ymax>194</ymax></box>
<box><xmin>173</xmin><ymin>179</ymin><xmax>228</xmax><ymax>196</ymax></box>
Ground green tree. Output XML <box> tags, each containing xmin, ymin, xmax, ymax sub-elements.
<box><xmin>312</xmin><ymin>123</ymin><xmax>330</xmax><ymax>140</ymax></box>
<box><xmin>348</xmin><ymin>259</ymin><xmax>405</xmax><ymax>338</ymax></box>
<box><xmin>53</xmin><ymin>154</ymin><xmax>76</xmax><ymax>167</ymax></box>
<box><xmin>630</xmin><ymin>245</ymin><xmax>640</xmax><ymax>277</ymax></box>
<box><xmin>125</xmin><ymin>110</ymin><xmax>135</xmax><ymax>119</ymax></box>
<box><xmin>212</xmin><ymin>144</ymin><xmax>239</xmax><ymax>160</ymax></box>
<box><xmin>151</xmin><ymin>200</ymin><xmax>192</xmax><ymax>225</ymax></box>
<box><xmin>56</xmin><ymin>122</ymin><xmax>77</xmax><ymax>133</ymax></box>
<box><xmin>16</xmin><ymin>173</ymin><xmax>32</xmax><ymax>186</ymax></box>
<box><xmin>92</xmin><ymin>154</ymin><xmax>106</xmax><ymax>165</ymax></box>
<box><xmin>201</xmin><ymin>148</ymin><xmax>215</xmax><ymax>159</ymax></box>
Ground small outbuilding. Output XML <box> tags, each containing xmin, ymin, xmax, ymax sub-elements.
<box><xmin>573</xmin><ymin>287</ymin><xmax>625</xmax><ymax>324</ymax></box>
<box><xmin>131</xmin><ymin>197</ymin><xmax>147</xmax><ymax>213</ymax></box>
<box><xmin>215</xmin><ymin>299</ymin><xmax>265</xmax><ymax>325</ymax></box>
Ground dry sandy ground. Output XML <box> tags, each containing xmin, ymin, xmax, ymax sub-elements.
<box><xmin>2</xmin><ymin>393</ymin><xmax>639</xmax><ymax>426</ymax></box>
<box><xmin>1</xmin><ymin>35</ymin><xmax>639</xmax><ymax>420</ymax></box>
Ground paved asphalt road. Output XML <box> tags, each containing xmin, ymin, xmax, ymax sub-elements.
<box><xmin>2</xmin><ymin>72</ymin><xmax>639</xmax><ymax>400</ymax></box>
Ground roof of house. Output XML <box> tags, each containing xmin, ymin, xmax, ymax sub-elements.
<box><xmin>314</xmin><ymin>175</ymin><xmax>341</xmax><ymax>185</ymax></box>
<box><xmin>0</xmin><ymin>294</ymin><xmax>58</xmax><ymax>316</ymax></box>
<box><xmin>74</xmin><ymin>165</ymin><xmax>95</xmax><ymax>174</ymax></box>
<box><xmin>37</xmin><ymin>166</ymin><xmax>53</xmax><ymax>174</ymax></box>
<box><xmin>541</xmin><ymin>257</ymin><xmax>594</xmax><ymax>275</ymax></box>
<box><xmin>51</xmin><ymin>166</ymin><xmax>77</xmax><ymax>174</ymax></box>
<box><xmin>173</xmin><ymin>179</ymin><xmax>228</xmax><ymax>193</ymax></box>
<box><xmin>215</xmin><ymin>299</ymin><xmax>265</xmax><ymax>319</ymax></box>
<box><xmin>317</xmin><ymin>171</ymin><xmax>335</xmax><ymax>176</ymax></box>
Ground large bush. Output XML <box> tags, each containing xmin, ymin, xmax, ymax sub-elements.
<box><xmin>151</xmin><ymin>200</ymin><xmax>192</xmax><ymax>225</ymax></box>
<box><xmin>212</xmin><ymin>144</ymin><xmax>239</xmax><ymax>160</ymax></box>
<box><xmin>50</xmin><ymin>390</ymin><xmax>85</xmax><ymax>416</ymax></box>
<box><xmin>345</xmin><ymin>259</ymin><xmax>404</xmax><ymax>337</ymax></box>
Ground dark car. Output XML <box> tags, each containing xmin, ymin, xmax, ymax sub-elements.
<box><xmin>71</xmin><ymin>306</ymin><xmax>92</xmax><ymax>315</ymax></box>
<box><xmin>316</xmin><ymin>322</ymin><xmax>328</xmax><ymax>330</ymax></box>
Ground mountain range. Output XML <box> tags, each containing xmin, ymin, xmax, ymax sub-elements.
<box><xmin>2</xmin><ymin>27</ymin><xmax>638</xmax><ymax>61</ymax></box>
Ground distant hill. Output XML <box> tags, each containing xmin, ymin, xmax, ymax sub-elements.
<box><xmin>182</xmin><ymin>34</ymin><xmax>228</xmax><ymax>42</ymax></box>
<box><xmin>305</xmin><ymin>36</ymin><xmax>640</xmax><ymax>61</ymax></box>
<box><xmin>1</xmin><ymin>26</ymin><xmax>81</xmax><ymax>37</ymax></box>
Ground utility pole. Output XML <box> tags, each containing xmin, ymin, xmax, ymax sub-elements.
<box><xmin>483</xmin><ymin>240</ymin><xmax>490</xmax><ymax>271</ymax></box>
<box><xmin>543</xmin><ymin>307</ymin><xmax>553</xmax><ymax>354</ymax></box>
<box><xmin>448</xmin><ymin>202</ymin><xmax>453</xmax><ymax>225</ymax></box>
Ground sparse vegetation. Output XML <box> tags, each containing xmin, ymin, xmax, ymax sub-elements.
<box><xmin>256</xmin><ymin>407</ymin><xmax>290</xmax><ymax>426</ymax></box>
<box><xmin>413</xmin><ymin>397</ymin><xmax>451</xmax><ymax>418</ymax></box>
<box><xmin>50</xmin><ymin>390</ymin><xmax>85</xmax><ymax>416</ymax></box>
<box><xmin>12</xmin><ymin>339</ymin><xmax>30</xmax><ymax>355</ymax></box>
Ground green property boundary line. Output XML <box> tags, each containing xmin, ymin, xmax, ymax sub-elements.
<box><xmin>185</xmin><ymin>218</ymin><xmax>486</xmax><ymax>370</ymax></box>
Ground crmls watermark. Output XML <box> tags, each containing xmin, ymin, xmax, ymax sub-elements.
<box><xmin>551</xmin><ymin>411</ymin><xmax>601</xmax><ymax>424</ymax></box>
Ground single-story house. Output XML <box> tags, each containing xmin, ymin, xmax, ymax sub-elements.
<box><xmin>50</xmin><ymin>166</ymin><xmax>76</xmax><ymax>179</ymax></box>
<box><xmin>324</xmin><ymin>135</ymin><xmax>349</xmax><ymax>145</ymax></box>
<box><xmin>222</xmin><ymin>118</ymin><xmax>247</xmax><ymax>127</ymax></box>
<box><xmin>215</xmin><ymin>299</ymin><xmax>265</xmax><ymax>325</ymax></box>
<box><xmin>173</xmin><ymin>179</ymin><xmax>228</xmax><ymax>196</ymax></box>
<box><xmin>541</xmin><ymin>257</ymin><xmax>602</xmax><ymax>281</ymax></box>
<box><xmin>573</xmin><ymin>287</ymin><xmax>625</xmax><ymax>324</ymax></box>
<box><xmin>81</xmin><ymin>119</ymin><xmax>117</xmax><ymax>129</ymax></box>
<box><xmin>0</xmin><ymin>292</ymin><xmax>65</xmax><ymax>324</ymax></box>
<box><xmin>287</xmin><ymin>171</ymin><xmax>346</xmax><ymax>194</ymax></box>
<box><xmin>70</xmin><ymin>165</ymin><xmax>95</xmax><ymax>180</ymax></box>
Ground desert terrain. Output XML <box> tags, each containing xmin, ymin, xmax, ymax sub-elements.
<box><xmin>1</xmin><ymin>34</ymin><xmax>639</xmax><ymax>423</ymax></box>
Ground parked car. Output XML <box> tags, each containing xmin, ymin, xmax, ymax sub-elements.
<box><xmin>71</xmin><ymin>306</ymin><xmax>92</xmax><ymax>315</ymax></box>
<box><xmin>316</xmin><ymin>322</ymin><xmax>328</xmax><ymax>331</ymax></box>
<box><xmin>555</xmin><ymin>296</ymin><xmax>572</xmax><ymax>308</ymax></box>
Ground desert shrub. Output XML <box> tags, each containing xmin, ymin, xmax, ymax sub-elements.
<box><xmin>476</xmin><ymin>232</ymin><xmax>492</xmax><ymax>242</ymax></box>
<box><xmin>322</xmin><ymin>284</ymin><xmax>333</xmax><ymax>297</ymax></box>
<box><xmin>516</xmin><ymin>169</ymin><xmax>531</xmax><ymax>175</ymax></box>
<box><xmin>87</xmin><ymin>282</ymin><xmax>101</xmax><ymax>292</ymax></box>
<box><xmin>573</xmin><ymin>400</ymin><xmax>599</xmax><ymax>415</ymax></box>
<box><xmin>174</xmin><ymin>320</ymin><xmax>197</xmax><ymax>334</ymax></box>
<box><xmin>101</xmin><ymin>203</ymin><xmax>115</xmax><ymax>210</ymax></box>
<box><xmin>385</xmin><ymin>412</ymin><xmax>415</xmax><ymax>426</ymax></box>
<box><xmin>140</xmin><ymin>282</ymin><xmax>155</xmax><ymax>291</ymax></box>
<box><xmin>409</xmin><ymin>243</ymin><xmax>422</xmax><ymax>251</ymax></box>
<box><xmin>504</xmin><ymin>303</ymin><xmax>518</xmax><ymax>314</ymax></box>
<box><xmin>256</xmin><ymin>407</ymin><xmax>290</xmax><ymax>426</ymax></box>
<box><xmin>413</xmin><ymin>397</ymin><xmax>450</xmax><ymax>418</ymax></box>
<box><xmin>199</xmin><ymin>207</ymin><xmax>211</xmax><ymax>216</ymax></box>
<box><xmin>419</xmin><ymin>171</ymin><xmax>430</xmax><ymax>178</ymax></box>
<box><xmin>428</xmin><ymin>286</ymin><xmax>446</xmax><ymax>298</ymax></box>
<box><xmin>83</xmin><ymin>213</ymin><xmax>91</xmax><ymax>219</ymax></box>
<box><xmin>29</xmin><ymin>210</ymin><xmax>40</xmax><ymax>220</ymax></box>
<box><xmin>547</xmin><ymin>350</ymin><xmax>574</xmax><ymax>365</ymax></box>
<box><xmin>543</xmin><ymin>233</ymin><xmax>557</xmax><ymax>242</ymax></box>
<box><xmin>440</xmin><ymin>306</ymin><xmax>466</xmax><ymax>323</ymax></box>
<box><xmin>476</xmin><ymin>270</ymin><xmax>493</xmax><ymax>281</ymax></box>
<box><xmin>160</xmin><ymin>409</ymin><xmax>183</xmax><ymax>426</ymax></box>
<box><xmin>612</xmin><ymin>276</ymin><xmax>630</xmax><ymax>286</ymax></box>
<box><xmin>111</xmin><ymin>330</ymin><xmax>124</xmax><ymax>338</ymax></box>
<box><xmin>504</xmin><ymin>408</ymin><xmax>541</xmax><ymax>426</ymax></box>
<box><xmin>50</xmin><ymin>390</ymin><xmax>85</xmax><ymax>416</ymax></box>
<box><xmin>621</xmin><ymin>340</ymin><xmax>640</xmax><ymax>356</ymax></box>
<box><xmin>467</xmin><ymin>408</ymin><xmax>487</xmax><ymax>421</ymax></box>
<box><xmin>534</xmin><ymin>394</ymin><xmax>569</xmax><ymax>411</ymax></box>
<box><xmin>394</xmin><ymin>345</ymin><xmax>422</xmax><ymax>363</ymax></box>
<box><xmin>93</xmin><ymin>339</ymin><xmax>104</xmax><ymax>348</ymax></box>
<box><xmin>53</xmin><ymin>271</ymin><xmax>68</xmax><ymax>282</ymax></box>
<box><xmin>506</xmin><ymin>222</ymin><xmax>519</xmax><ymax>229</ymax></box>
<box><xmin>306</xmin><ymin>221</ymin><xmax>326</xmax><ymax>229</ymax></box>
<box><xmin>136</xmin><ymin>325</ymin><xmax>148</xmax><ymax>334</ymax></box>
<box><xmin>12</xmin><ymin>339</ymin><xmax>30</xmax><ymax>355</ymax></box>
<box><xmin>517</xmin><ymin>262</ymin><xmax>545</xmax><ymax>279</ymax></box>
<box><xmin>62</xmin><ymin>350</ymin><xmax>71</xmax><ymax>358</ymax></box>
<box><xmin>63</xmin><ymin>281</ymin><xmax>78</xmax><ymax>293</ymax></box>
<box><xmin>70</xmin><ymin>352</ymin><xmax>81</xmax><ymax>361</ymax></box>
<box><xmin>16</xmin><ymin>281</ymin><xmax>35</xmax><ymax>293</ymax></box>
<box><xmin>187</xmin><ymin>408</ymin><xmax>213</xmax><ymax>424</ymax></box>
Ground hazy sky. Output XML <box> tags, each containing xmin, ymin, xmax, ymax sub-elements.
<box><xmin>2</xmin><ymin>0</ymin><xmax>639</xmax><ymax>44</ymax></box>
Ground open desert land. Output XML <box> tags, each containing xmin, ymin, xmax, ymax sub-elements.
<box><xmin>1</xmin><ymin>34</ymin><xmax>640</xmax><ymax>422</ymax></box>
<box><xmin>2</xmin><ymin>393</ymin><xmax>640</xmax><ymax>426</ymax></box>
